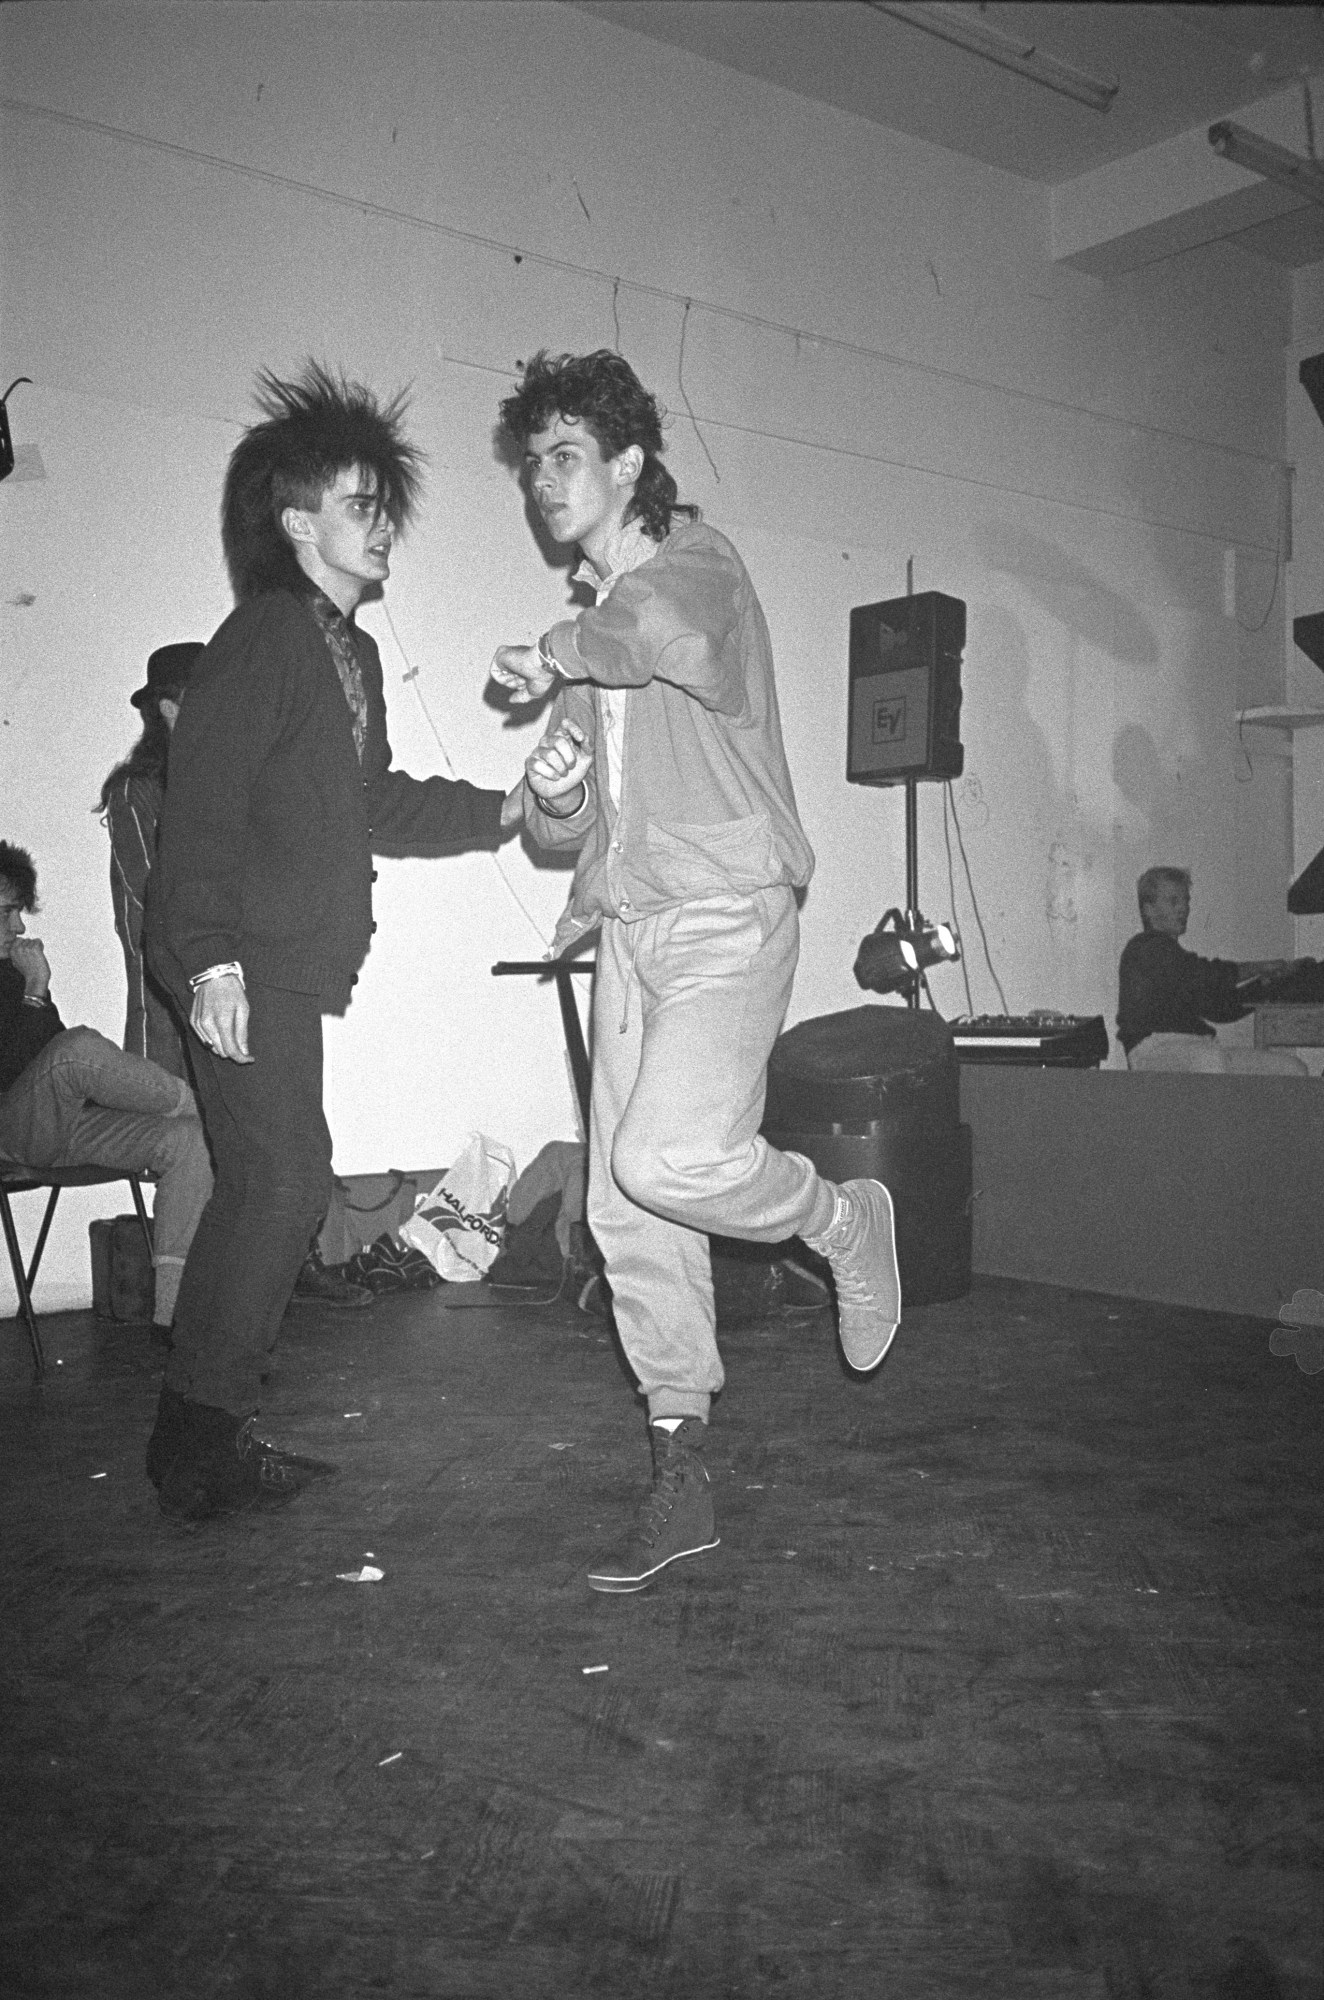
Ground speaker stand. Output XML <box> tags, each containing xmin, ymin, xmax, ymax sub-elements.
<box><xmin>903</xmin><ymin>777</ymin><xmax>921</xmax><ymax>1011</ymax></box>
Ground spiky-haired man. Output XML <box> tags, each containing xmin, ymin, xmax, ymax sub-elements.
<box><xmin>146</xmin><ymin>361</ymin><xmax>522</xmax><ymax>1521</ymax></box>
<box><xmin>493</xmin><ymin>350</ymin><xmax>902</xmax><ymax>1594</ymax></box>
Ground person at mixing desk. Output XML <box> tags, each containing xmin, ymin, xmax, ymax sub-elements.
<box><xmin>1118</xmin><ymin>865</ymin><xmax>1309</xmax><ymax>1075</ymax></box>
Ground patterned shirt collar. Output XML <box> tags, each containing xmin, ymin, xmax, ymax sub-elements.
<box><xmin>304</xmin><ymin>585</ymin><xmax>368</xmax><ymax>762</ymax></box>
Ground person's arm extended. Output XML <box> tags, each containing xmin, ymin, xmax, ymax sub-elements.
<box><xmin>358</xmin><ymin>630</ymin><xmax>510</xmax><ymax>855</ymax></box>
<box><xmin>542</xmin><ymin>536</ymin><xmax>744</xmax><ymax>712</ymax></box>
<box><xmin>1178</xmin><ymin>940</ymin><xmax>1248</xmax><ymax>1023</ymax></box>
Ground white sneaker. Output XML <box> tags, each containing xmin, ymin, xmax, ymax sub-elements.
<box><xmin>805</xmin><ymin>1179</ymin><xmax>901</xmax><ymax>1372</ymax></box>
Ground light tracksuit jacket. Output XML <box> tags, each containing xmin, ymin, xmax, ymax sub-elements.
<box><xmin>524</xmin><ymin>521</ymin><xmax>814</xmax><ymax>944</ymax></box>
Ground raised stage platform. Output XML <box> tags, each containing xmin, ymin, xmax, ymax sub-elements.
<box><xmin>960</xmin><ymin>1066</ymin><xmax>1324</xmax><ymax>1321</ymax></box>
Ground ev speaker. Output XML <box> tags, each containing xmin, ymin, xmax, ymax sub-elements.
<box><xmin>847</xmin><ymin>591</ymin><xmax>965</xmax><ymax>786</ymax></box>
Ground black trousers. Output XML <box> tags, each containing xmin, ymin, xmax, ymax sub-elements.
<box><xmin>164</xmin><ymin>983</ymin><xmax>333</xmax><ymax>1415</ymax></box>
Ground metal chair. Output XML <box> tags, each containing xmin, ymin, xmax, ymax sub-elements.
<box><xmin>0</xmin><ymin>1165</ymin><xmax>152</xmax><ymax>1378</ymax></box>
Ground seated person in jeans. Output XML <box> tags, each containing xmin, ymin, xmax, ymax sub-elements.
<box><xmin>1118</xmin><ymin>865</ymin><xmax>1307</xmax><ymax>1075</ymax></box>
<box><xmin>0</xmin><ymin>840</ymin><xmax>212</xmax><ymax>1332</ymax></box>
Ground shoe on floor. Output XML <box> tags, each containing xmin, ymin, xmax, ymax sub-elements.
<box><xmin>587</xmin><ymin>1418</ymin><xmax>719</xmax><ymax>1594</ymax></box>
<box><xmin>803</xmin><ymin>1178</ymin><xmax>901</xmax><ymax>1373</ymax></box>
<box><xmin>290</xmin><ymin>1250</ymin><xmax>374</xmax><ymax>1310</ymax></box>
<box><xmin>158</xmin><ymin>1403</ymin><xmax>309</xmax><ymax>1521</ymax></box>
<box><xmin>148</xmin><ymin>1388</ymin><xmax>337</xmax><ymax>1493</ymax></box>
<box><xmin>146</xmin><ymin>1381</ymin><xmax>186</xmax><ymax>1489</ymax></box>
<box><xmin>250</xmin><ymin>1428</ymin><xmax>340</xmax><ymax>1480</ymax></box>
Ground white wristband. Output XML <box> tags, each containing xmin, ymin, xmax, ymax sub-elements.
<box><xmin>189</xmin><ymin>961</ymin><xmax>245</xmax><ymax>990</ymax></box>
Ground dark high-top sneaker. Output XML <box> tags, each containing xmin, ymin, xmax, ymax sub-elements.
<box><xmin>145</xmin><ymin>1382</ymin><xmax>187</xmax><ymax>1489</ymax></box>
<box><xmin>586</xmin><ymin>1418</ymin><xmax>719</xmax><ymax>1594</ymax></box>
<box><xmin>158</xmin><ymin>1402</ymin><xmax>306</xmax><ymax>1521</ymax></box>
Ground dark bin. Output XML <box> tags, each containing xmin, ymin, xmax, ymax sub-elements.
<box><xmin>763</xmin><ymin>1005</ymin><xmax>972</xmax><ymax>1306</ymax></box>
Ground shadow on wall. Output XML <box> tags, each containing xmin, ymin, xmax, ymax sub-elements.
<box><xmin>956</xmin><ymin>602</ymin><xmax>1095</xmax><ymax>1005</ymax></box>
<box><xmin>1112</xmin><ymin>723</ymin><xmax>1166</xmax><ymax>820</ymax></box>
<box><xmin>977</xmin><ymin>522</ymin><xmax>1160</xmax><ymax>671</ymax></box>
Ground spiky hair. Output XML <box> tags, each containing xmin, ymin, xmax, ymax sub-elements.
<box><xmin>222</xmin><ymin>360</ymin><xmax>425</xmax><ymax>601</ymax></box>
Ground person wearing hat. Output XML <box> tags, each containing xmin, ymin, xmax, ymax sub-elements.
<box><xmin>100</xmin><ymin>642</ymin><xmax>206</xmax><ymax>1079</ymax></box>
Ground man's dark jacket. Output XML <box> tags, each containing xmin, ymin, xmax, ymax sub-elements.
<box><xmin>146</xmin><ymin>588</ymin><xmax>504</xmax><ymax>1009</ymax></box>
<box><xmin>0</xmin><ymin>962</ymin><xmax>64</xmax><ymax>1097</ymax></box>
<box><xmin>1115</xmin><ymin>928</ymin><xmax>1245</xmax><ymax>1055</ymax></box>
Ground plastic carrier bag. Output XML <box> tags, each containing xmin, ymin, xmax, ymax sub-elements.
<box><xmin>399</xmin><ymin>1132</ymin><xmax>516</xmax><ymax>1282</ymax></box>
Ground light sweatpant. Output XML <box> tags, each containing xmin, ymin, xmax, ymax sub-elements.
<box><xmin>587</xmin><ymin>887</ymin><xmax>828</xmax><ymax>1423</ymax></box>
<box><xmin>0</xmin><ymin>1026</ymin><xmax>213</xmax><ymax>1322</ymax></box>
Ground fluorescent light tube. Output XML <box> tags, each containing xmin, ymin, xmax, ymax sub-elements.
<box><xmin>867</xmin><ymin>3</ymin><xmax>1119</xmax><ymax>113</ymax></box>
<box><xmin>1209</xmin><ymin>120</ymin><xmax>1324</xmax><ymax>209</ymax></box>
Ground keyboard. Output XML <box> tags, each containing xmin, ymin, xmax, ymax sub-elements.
<box><xmin>950</xmin><ymin>1013</ymin><xmax>1110</xmax><ymax>1067</ymax></box>
<box><xmin>1241</xmin><ymin>959</ymin><xmax>1324</xmax><ymax>1005</ymax></box>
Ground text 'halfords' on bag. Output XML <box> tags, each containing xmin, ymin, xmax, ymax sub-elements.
<box><xmin>398</xmin><ymin>1132</ymin><xmax>516</xmax><ymax>1282</ymax></box>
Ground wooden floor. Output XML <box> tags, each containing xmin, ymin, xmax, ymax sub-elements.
<box><xmin>2</xmin><ymin>1270</ymin><xmax>1320</xmax><ymax>1999</ymax></box>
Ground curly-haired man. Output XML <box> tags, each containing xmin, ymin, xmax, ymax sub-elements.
<box><xmin>493</xmin><ymin>350</ymin><xmax>902</xmax><ymax>1593</ymax></box>
<box><xmin>146</xmin><ymin>362</ymin><xmax>522</xmax><ymax>1521</ymax></box>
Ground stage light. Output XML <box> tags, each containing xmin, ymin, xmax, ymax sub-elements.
<box><xmin>854</xmin><ymin>908</ymin><xmax>960</xmax><ymax>996</ymax></box>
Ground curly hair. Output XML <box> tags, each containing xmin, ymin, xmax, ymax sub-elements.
<box><xmin>0</xmin><ymin>840</ymin><xmax>38</xmax><ymax>912</ymax></box>
<box><xmin>498</xmin><ymin>349</ymin><xmax>697</xmax><ymax>543</ymax></box>
<box><xmin>222</xmin><ymin>360</ymin><xmax>425</xmax><ymax>600</ymax></box>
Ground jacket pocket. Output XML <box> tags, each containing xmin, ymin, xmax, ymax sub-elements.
<box><xmin>634</xmin><ymin>812</ymin><xmax>780</xmax><ymax>901</ymax></box>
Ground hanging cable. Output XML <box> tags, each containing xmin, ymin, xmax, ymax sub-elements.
<box><xmin>676</xmin><ymin>300</ymin><xmax>721</xmax><ymax>484</ymax></box>
<box><xmin>941</xmin><ymin>783</ymin><xmax>976</xmax><ymax>1016</ymax></box>
<box><xmin>944</xmin><ymin>781</ymin><xmax>1010</xmax><ymax>1014</ymax></box>
<box><xmin>378</xmin><ymin>602</ymin><xmax>551</xmax><ymax>950</ymax></box>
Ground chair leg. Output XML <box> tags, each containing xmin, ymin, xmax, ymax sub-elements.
<box><xmin>128</xmin><ymin>1176</ymin><xmax>153</xmax><ymax>1260</ymax></box>
<box><xmin>26</xmin><ymin>1184</ymin><xmax>61</xmax><ymax>1294</ymax></box>
<box><xmin>0</xmin><ymin>1186</ymin><xmax>45</xmax><ymax>1379</ymax></box>
<box><xmin>554</xmin><ymin>969</ymin><xmax>593</xmax><ymax>1133</ymax></box>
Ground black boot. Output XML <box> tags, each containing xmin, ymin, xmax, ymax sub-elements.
<box><xmin>158</xmin><ymin>1402</ymin><xmax>306</xmax><ymax>1521</ymax></box>
<box><xmin>585</xmin><ymin>1418</ymin><xmax>719</xmax><ymax>1593</ymax></box>
<box><xmin>145</xmin><ymin>1382</ymin><xmax>187</xmax><ymax>1490</ymax></box>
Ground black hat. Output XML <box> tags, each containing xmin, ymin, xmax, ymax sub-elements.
<box><xmin>130</xmin><ymin>641</ymin><xmax>205</xmax><ymax>712</ymax></box>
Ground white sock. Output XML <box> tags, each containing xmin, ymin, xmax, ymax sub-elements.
<box><xmin>804</xmin><ymin>1188</ymin><xmax>847</xmax><ymax>1244</ymax></box>
<box><xmin>651</xmin><ymin>1416</ymin><xmax>689</xmax><ymax>1434</ymax></box>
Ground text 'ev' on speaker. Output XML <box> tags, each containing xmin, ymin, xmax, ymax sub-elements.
<box><xmin>847</xmin><ymin>591</ymin><xmax>965</xmax><ymax>786</ymax></box>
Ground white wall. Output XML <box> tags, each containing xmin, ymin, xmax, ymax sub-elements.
<box><xmin>0</xmin><ymin>0</ymin><xmax>1301</xmax><ymax>1307</ymax></box>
